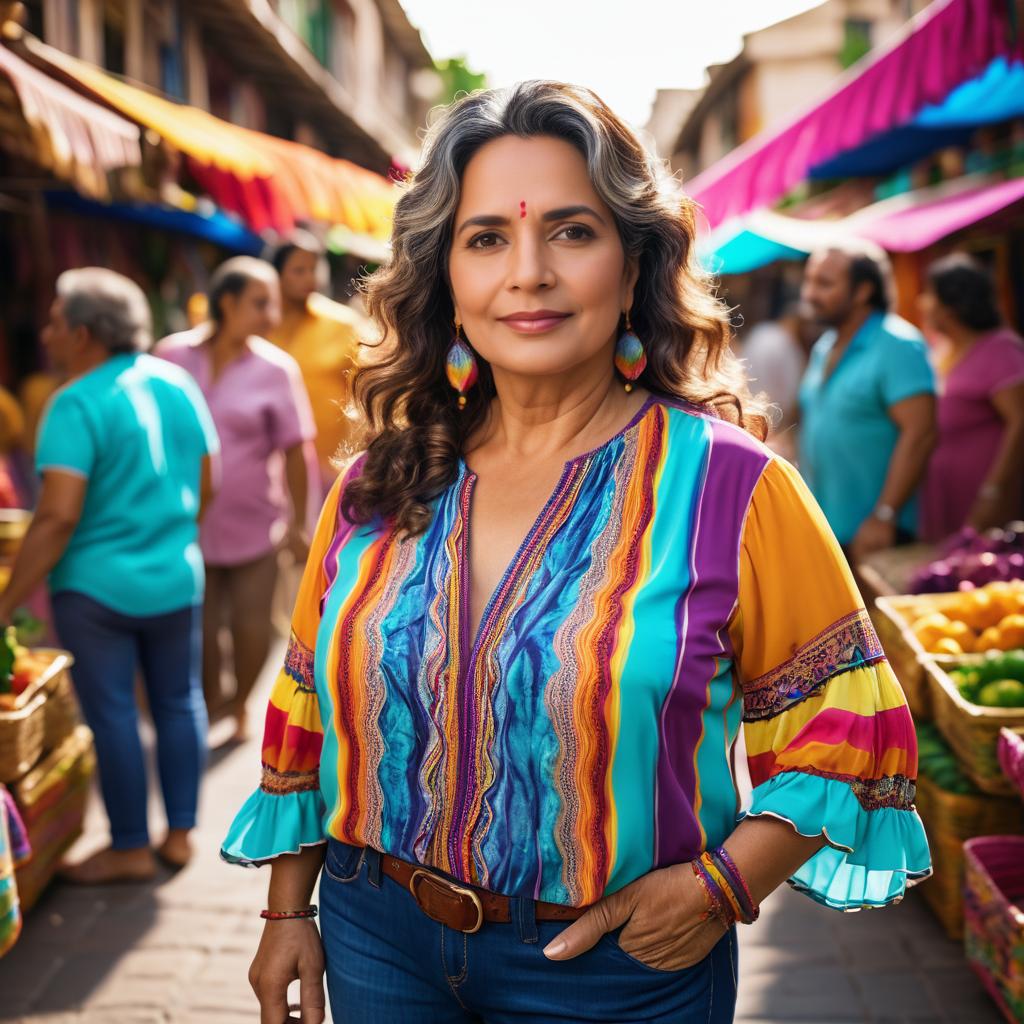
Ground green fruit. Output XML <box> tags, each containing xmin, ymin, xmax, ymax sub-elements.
<box><xmin>976</xmin><ymin>679</ymin><xmax>1024</xmax><ymax>708</ymax></box>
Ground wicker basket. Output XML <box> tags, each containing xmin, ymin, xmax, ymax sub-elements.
<box><xmin>914</xmin><ymin>774</ymin><xmax>1024</xmax><ymax>939</ymax></box>
<box><xmin>873</xmin><ymin>594</ymin><xmax>954</xmax><ymax>719</ymax></box>
<box><xmin>999</xmin><ymin>728</ymin><xmax>1024</xmax><ymax>800</ymax></box>
<box><xmin>12</xmin><ymin>725</ymin><xmax>95</xmax><ymax>910</ymax></box>
<box><xmin>34</xmin><ymin>651</ymin><xmax>78</xmax><ymax>753</ymax></box>
<box><xmin>0</xmin><ymin>651</ymin><xmax>75</xmax><ymax>783</ymax></box>
<box><xmin>964</xmin><ymin>836</ymin><xmax>1024</xmax><ymax>1024</ymax></box>
<box><xmin>926</xmin><ymin>659</ymin><xmax>1024</xmax><ymax>796</ymax></box>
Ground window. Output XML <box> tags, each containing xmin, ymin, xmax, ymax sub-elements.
<box><xmin>841</xmin><ymin>18</ymin><xmax>873</xmax><ymax>68</ymax></box>
<box><xmin>102</xmin><ymin>0</ymin><xmax>126</xmax><ymax>75</ymax></box>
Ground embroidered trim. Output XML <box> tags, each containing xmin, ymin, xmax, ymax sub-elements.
<box><xmin>283</xmin><ymin>632</ymin><xmax>316</xmax><ymax>693</ymax></box>
<box><xmin>742</xmin><ymin>609</ymin><xmax>885</xmax><ymax>721</ymax></box>
<box><xmin>260</xmin><ymin>764</ymin><xmax>320</xmax><ymax>796</ymax></box>
<box><xmin>765</xmin><ymin>766</ymin><xmax>916</xmax><ymax>812</ymax></box>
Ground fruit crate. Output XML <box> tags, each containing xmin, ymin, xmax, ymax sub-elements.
<box><xmin>999</xmin><ymin>728</ymin><xmax>1024</xmax><ymax>800</ymax></box>
<box><xmin>964</xmin><ymin>836</ymin><xmax>1024</xmax><ymax>1024</ymax></box>
<box><xmin>0</xmin><ymin>651</ymin><xmax>75</xmax><ymax>783</ymax></box>
<box><xmin>873</xmin><ymin>594</ymin><xmax>953</xmax><ymax>719</ymax></box>
<box><xmin>914</xmin><ymin>774</ymin><xmax>1024</xmax><ymax>939</ymax></box>
<box><xmin>925</xmin><ymin>659</ymin><xmax>1024</xmax><ymax>796</ymax></box>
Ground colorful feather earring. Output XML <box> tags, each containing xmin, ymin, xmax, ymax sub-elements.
<box><xmin>446</xmin><ymin>317</ymin><xmax>478</xmax><ymax>409</ymax></box>
<box><xmin>614</xmin><ymin>310</ymin><xmax>646</xmax><ymax>392</ymax></box>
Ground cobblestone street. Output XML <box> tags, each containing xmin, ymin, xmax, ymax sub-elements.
<box><xmin>0</xmin><ymin>643</ymin><xmax>1004</xmax><ymax>1024</ymax></box>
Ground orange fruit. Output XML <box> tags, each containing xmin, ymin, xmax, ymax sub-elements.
<box><xmin>931</xmin><ymin>637</ymin><xmax>964</xmax><ymax>656</ymax></box>
<box><xmin>985</xmin><ymin>581</ymin><xmax>1020</xmax><ymax>621</ymax></box>
<box><xmin>958</xmin><ymin>589</ymin><xmax>1001</xmax><ymax>631</ymax></box>
<box><xmin>942</xmin><ymin>620</ymin><xmax>976</xmax><ymax>650</ymax></box>
<box><xmin>996</xmin><ymin>613</ymin><xmax>1024</xmax><ymax>651</ymax></box>
<box><xmin>978</xmin><ymin>626</ymin><xmax>1003</xmax><ymax>652</ymax></box>
<box><xmin>912</xmin><ymin>612</ymin><xmax>952</xmax><ymax>650</ymax></box>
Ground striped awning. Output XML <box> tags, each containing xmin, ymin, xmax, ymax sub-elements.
<box><xmin>29</xmin><ymin>38</ymin><xmax>396</xmax><ymax>239</ymax></box>
<box><xmin>0</xmin><ymin>43</ymin><xmax>140</xmax><ymax>198</ymax></box>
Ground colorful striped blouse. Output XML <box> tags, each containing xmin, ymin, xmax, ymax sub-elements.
<box><xmin>222</xmin><ymin>396</ymin><xmax>931</xmax><ymax>910</ymax></box>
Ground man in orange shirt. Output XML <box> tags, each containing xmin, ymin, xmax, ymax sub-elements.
<box><xmin>266</xmin><ymin>232</ymin><xmax>369</xmax><ymax>492</ymax></box>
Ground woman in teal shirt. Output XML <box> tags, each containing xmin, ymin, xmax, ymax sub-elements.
<box><xmin>0</xmin><ymin>268</ymin><xmax>219</xmax><ymax>884</ymax></box>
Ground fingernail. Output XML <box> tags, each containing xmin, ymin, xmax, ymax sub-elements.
<box><xmin>543</xmin><ymin>939</ymin><xmax>566</xmax><ymax>958</ymax></box>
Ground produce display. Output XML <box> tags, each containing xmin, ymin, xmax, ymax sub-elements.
<box><xmin>0</xmin><ymin>628</ymin><xmax>54</xmax><ymax>708</ymax></box>
<box><xmin>951</xmin><ymin>652</ymin><xmax>1024</xmax><ymax>709</ymax></box>
<box><xmin>908</xmin><ymin>580</ymin><xmax>1024</xmax><ymax>657</ymax></box>
<box><xmin>917</xmin><ymin>721</ymin><xmax>979</xmax><ymax>794</ymax></box>
<box><xmin>910</xmin><ymin>522</ymin><xmax>1024</xmax><ymax>594</ymax></box>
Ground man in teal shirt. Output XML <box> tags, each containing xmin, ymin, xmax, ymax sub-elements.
<box><xmin>0</xmin><ymin>268</ymin><xmax>219</xmax><ymax>884</ymax></box>
<box><xmin>799</xmin><ymin>245</ymin><xmax>936</xmax><ymax>561</ymax></box>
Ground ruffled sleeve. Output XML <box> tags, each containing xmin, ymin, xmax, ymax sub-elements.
<box><xmin>729</xmin><ymin>457</ymin><xmax>931</xmax><ymax>909</ymax></box>
<box><xmin>221</xmin><ymin>469</ymin><xmax>351</xmax><ymax>866</ymax></box>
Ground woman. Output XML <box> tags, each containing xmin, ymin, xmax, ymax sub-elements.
<box><xmin>224</xmin><ymin>83</ymin><xmax>930</xmax><ymax>1024</ymax></box>
<box><xmin>158</xmin><ymin>258</ymin><xmax>316</xmax><ymax>743</ymax></box>
<box><xmin>0</xmin><ymin>268</ymin><xmax>218</xmax><ymax>882</ymax></box>
<box><xmin>919</xmin><ymin>253</ymin><xmax>1024</xmax><ymax>542</ymax></box>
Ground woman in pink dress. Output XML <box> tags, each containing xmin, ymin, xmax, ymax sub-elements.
<box><xmin>919</xmin><ymin>253</ymin><xmax>1024</xmax><ymax>542</ymax></box>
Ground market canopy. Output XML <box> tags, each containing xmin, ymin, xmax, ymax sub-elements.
<box><xmin>26</xmin><ymin>37</ymin><xmax>396</xmax><ymax>245</ymax></box>
<box><xmin>810</xmin><ymin>56</ymin><xmax>1024</xmax><ymax>179</ymax></box>
<box><xmin>0</xmin><ymin>43</ymin><xmax>140</xmax><ymax>199</ymax></box>
<box><xmin>686</xmin><ymin>0</ymin><xmax>1023</xmax><ymax>229</ymax></box>
<box><xmin>700</xmin><ymin>174</ymin><xmax>1024</xmax><ymax>272</ymax></box>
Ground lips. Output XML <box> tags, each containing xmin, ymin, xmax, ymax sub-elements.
<box><xmin>498</xmin><ymin>310</ymin><xmax>572</xmax><ymax>334</ymax></box>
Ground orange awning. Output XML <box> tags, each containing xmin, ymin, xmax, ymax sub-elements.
<box><xmin>0</xmin><ymin>43</ymin><xmax>140</xmax><ymax>199</ymax></box>
<box><xmin>28</xmin><ymin>38</ymin><xmax>396</xmax><ymax>239</ymax></box>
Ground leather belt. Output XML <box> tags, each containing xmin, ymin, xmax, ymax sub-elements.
<box><xmin>380</xmin><ymin>852</ymin><xmax>586</xmax><ymax>934</ymax></box>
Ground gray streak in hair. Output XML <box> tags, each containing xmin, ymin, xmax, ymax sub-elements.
<box><xmin>56</xmin><ymin>268</ymin><xmax>152</xmax><ymax>354</ymax></box>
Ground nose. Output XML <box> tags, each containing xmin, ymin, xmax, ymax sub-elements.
<box><xmin>506</xmin><ymin>230</ymin><xmax>556</xmax><ymax>292</ymax></box>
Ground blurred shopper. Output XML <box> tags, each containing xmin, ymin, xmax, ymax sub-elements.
<box><xmin>741</xmin><ymin>304</ymin><xmax>806</xmax><ymax>426</ymax></box>
<box><xmin>918</xmin><ymin>253</ymin><xmax>1024</xmax><ymax>541</ymax></box>
<box><xmin>157</xmin><ymin>257</ymin><xmax>315</xmax><ymax>744</ymax></box>
<box><xmin>266</xmin><ymin>232</ymin><xmax>368</xmax><ymax>488</ymax></box>
<box><xmin>799</xmin><ymin>244</ymin><xmax>936</xmax><ymax>562</ymax></box>
<box><xmin>0</xmin><ymin>268</ymin><xmax>219</xmax><ymax>883</ymax></box>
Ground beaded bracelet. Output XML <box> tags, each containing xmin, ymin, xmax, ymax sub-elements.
<box><xmin>710</xmin><ymin>846</ymin><xmax>759</xmax><ymax>924</ymax></box>
<box><xmin>260</xmin><ymin>905</ymin><xmax>318</xmax><ymax>921</ymax></box>
<box><xmin>691</xmin><ymin>856</ymin><xmax>735</xmax><ymax>928</ymax></box>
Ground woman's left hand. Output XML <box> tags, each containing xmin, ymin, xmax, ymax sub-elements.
<box><xmin>542</xmin><ymin>862</ymin><xmax>726</xmax><ymax>971</ymax></box>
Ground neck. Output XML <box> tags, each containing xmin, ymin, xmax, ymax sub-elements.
<box><xmin>67</xmin><ymin>345</ymin><xmax>114</xmax><ymax>380</ymax></box>
<box><xmin>833</xmin><ymin>306</ymin><xmax>874</xmax><ymax>349</ymax></box>
<box><xmin>943</xmin><ymin>321</ymin><xmax>983</xmax><ymax>352</ymax></box>
<box><xmin>283</xmin><ymin>295</ymin><xmax>309</xmax><ymax>318</ymax></box>
<box><xmin>209</xmin><ymin>325</ymin><xmax>249</xmax><ymax>354</ymax></box>
<box><xmin>480</xmin><ymin>357</ymin><xmax>636</xmax><ymax>462</ymax></box>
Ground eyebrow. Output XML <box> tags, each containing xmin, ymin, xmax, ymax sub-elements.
<box><xmin>455</xmin><ymin>204</ymin><xmax>607</xmax><ymax>235</ymax></box>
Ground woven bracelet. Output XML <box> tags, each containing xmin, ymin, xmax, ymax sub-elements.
<box><xmin>260</xmin><ymin>905</ymin><xmax>318</xmax><ymax>921</ymax></box>
<box><xmin>709</xmin><ymin>847</ymin><xmax>759</xmax><ymax>924</ymax></box>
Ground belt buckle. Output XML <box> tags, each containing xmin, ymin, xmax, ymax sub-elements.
<box><xmin>408</xmin><ymin>868</ymin><xmax>485</xmax><ymax>934</ymax></box>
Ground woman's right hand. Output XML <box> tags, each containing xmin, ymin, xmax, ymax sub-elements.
<box><xmin>249</xmin><ymin>919</ymin><xmax>326</xmax><ymax>1024</ymax></box>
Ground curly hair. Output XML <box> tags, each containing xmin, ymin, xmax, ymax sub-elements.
<box><xmin>344</xmin><ymin>80</ymin><xmax>768</xmax><ymax>535</ymax></box>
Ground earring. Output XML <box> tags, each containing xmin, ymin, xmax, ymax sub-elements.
<box><xmin>615</xmin><ymin>310</ymin><xmax>646</xmax><ymax>392</ymax></box>
<box><xmin>446</xmin><ymin>317</ymin><xmax>478</xmax><ymax>409</ymax></box>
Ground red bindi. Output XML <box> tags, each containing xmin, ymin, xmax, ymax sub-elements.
<box><xmin>519</xmin><ymin>200</ymin><xmax>527</xmax><ymax>219</ymax></box>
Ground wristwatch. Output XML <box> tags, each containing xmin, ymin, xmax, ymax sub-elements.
<box><xmin>872</xmin><ymin>503</ymin><xmax>897</xmax><ymax>524</ymax></box>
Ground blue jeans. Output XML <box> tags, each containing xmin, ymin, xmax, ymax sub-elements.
<box><xmin>320</xmin><ymin>839</ymin><xmax>738</xmax><ymax>1023</ymax></box>
<box><xmin>51</xmin><ymin>591</ymin><xmax>207</xmax><ymax>849</ymax></box>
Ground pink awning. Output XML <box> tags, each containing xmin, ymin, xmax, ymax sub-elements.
<box><xmin>855</xmin><ymin>175</ymin><xmax>1024</xmax><ymax>251</ymax></box>
<box><xmin>687</xmin><ymin>0</ymin><xmax>1022</xmax><ymax>229</ymax></box>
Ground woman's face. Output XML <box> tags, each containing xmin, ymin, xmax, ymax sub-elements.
<box><xmin>447</xmin><ymin>135</ymin><xmax>637</xmax><ymax>385</ymax></box>
<box><xmin>222</xmin><ymin>277</ymin><xmax>280</xmax><ymax>339</ymax></box>
<box><xmin>916</xmin><ymin>287</ymin><xmax>950</xmax><ymax>336</ymax></box>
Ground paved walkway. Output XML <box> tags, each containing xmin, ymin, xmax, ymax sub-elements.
<box><xmin>0</xmin><ymin>643</ymin><xmax>1003</xmax><ymax>1024</ymax></box>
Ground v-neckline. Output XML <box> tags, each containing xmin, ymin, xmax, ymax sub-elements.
<box><xmin>456</xmin><ymin>393</ymin><xmax>657</xmax><ymax>660</ymax></box>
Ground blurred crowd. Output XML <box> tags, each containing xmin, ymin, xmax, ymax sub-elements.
<box><xmin>740</xmin><ymin>244</ymin><xmax>1024</xmax><ymax>564</ymax></box>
